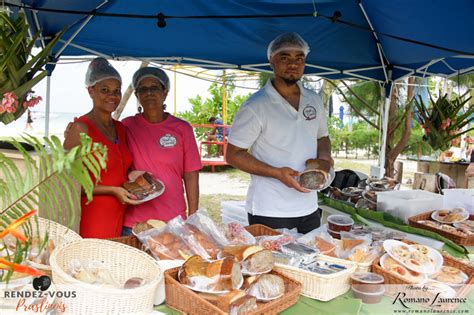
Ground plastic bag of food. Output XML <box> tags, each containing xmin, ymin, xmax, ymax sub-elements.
<box><xmin>337</xmin><ymin>231</ymin><xmax>372</xmax><ymax>259</ymax></box>
<box><xmin>298</xmin><ymin>228</ymin><xmax>337</xmax><ymax>257</ymax></box>
<box><xmin>256</xmin><ymin>234</ymin><xmax>294</xmax><ymax>251</ymax></box>
<box><xmin>247</xmin><ymin>274</ymin><xmax>285</xmax><ymax>300</ymax></box>
<box><xmin>187</xmin><ymin>210</ymin><xmax>230</xmax><ymax>247</ymax></box>
<box><xmin>178</xmin><ymin>255</ymin><xmax>243</xmax><ymax>292</ymax></box>
<box><xmin>275</xmin><ymin>227</ymin><xmax>302</xmax><ymax>239</ymax></box>
<box><xmin>68</xmin><ymin>259</ymin><xmax>120</xmax><ymax>288</ymax></box>
<box><xmin>138</xmin><ymin>223</ymin><xmax>195</xmax><ymax>260</ymax></box>
<box><xmin>168</xmin><ymin>216</ymin><xmax>220</xmax><ymax>260</ymax></box>
<box><xmin>221</xmin><ymin>245</ymin><xmax>274</xmax><ymax>274</ymax></box>
<box><xmin>219</xmin><ymin>222</ymin><xmax>256</xmax><ymax>245</ymax></box>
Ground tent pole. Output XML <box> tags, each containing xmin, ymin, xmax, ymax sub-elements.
<box><xmin>222</xmin><ymin>70</ymin><xmax>227</xmax><ymax>124</ymax></box>
<box><xmin>44</xmin><ymin>75</ymin><xmax>51</xmax><ymax>138</ymax></box>
<box><xmin>378</xmin><ymin>83</ymin><xmax>393</xmax><ymax>178</ymax></box>
<box><xmin>173</xmin><ymin>65</ymin><xmax>177</xmax><ymax>115</ymax></box>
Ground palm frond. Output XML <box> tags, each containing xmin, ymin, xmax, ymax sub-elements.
<box><xmin>0</xmin><ymin>134</ymin><xmax>107</xmax><ymax>282</ymax></box>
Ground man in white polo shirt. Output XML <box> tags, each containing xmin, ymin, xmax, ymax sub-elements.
<box><xmin>226</xmin><ymin>32</ymin><xmax>333</xmax><ymax>233</ymax></box>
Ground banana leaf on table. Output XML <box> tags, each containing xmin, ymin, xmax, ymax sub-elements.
<box><xmin>318</xmin><ymin>193</ymin><xmax>467</xmax><ymax>258</ymax></box>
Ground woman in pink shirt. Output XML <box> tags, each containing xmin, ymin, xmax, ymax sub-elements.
<box><xmin>121</xmin><ymin>67</ymin><xmax>202</xmax><ymax>235</ymax></box>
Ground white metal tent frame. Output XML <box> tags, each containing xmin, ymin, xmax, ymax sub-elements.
<box><xmin>29</xmin><ymin>1</ymin><xmax>473</xmax><ymax>179</ymax></box>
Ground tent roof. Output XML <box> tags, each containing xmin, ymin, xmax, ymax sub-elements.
<box><xmin>14</xmin><ymin>0</ymin><xmax>474</xmax><ymax>82</ymax></box>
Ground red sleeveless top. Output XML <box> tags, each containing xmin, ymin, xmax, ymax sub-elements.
<box><xmin>76</xmin><ymin>115</ymin><xmax>132</xmax><ymax>238</ymax></box>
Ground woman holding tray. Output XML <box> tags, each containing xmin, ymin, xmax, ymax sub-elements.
<box><xmin>63</xmin><ymin>58</ymin><xmax>140</xmax><ymax>238</ymax></box>
<box><xmin>121</xmin><ymin>67</ymin><xmax>202</xmax><ymax>235</ymax></box>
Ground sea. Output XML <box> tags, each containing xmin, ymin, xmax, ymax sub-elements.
<box><xmin>0</xmin><ymin>111</ymin><xmax>80</xmax><ymax>142</ymax></box>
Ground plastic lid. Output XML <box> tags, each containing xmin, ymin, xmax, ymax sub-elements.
<box><xmin>351</xmin><ymin>285</ymin><xmax>385</xmax><ymax>295</ymax></box>
<box><xmin>327</xmin><ymin>215</ymin><xmax>354</xmax><ymax>226</ymax></box>
<box><xmin>351</xmin><ymin>272</ymin><xmax>384</xmax><ymax>284</ymax></box>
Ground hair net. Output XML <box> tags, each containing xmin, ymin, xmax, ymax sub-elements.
<box><xmin>267</xmin><ymin>32</ymin><xmax>310</xmax><ymax>60</ymax></box>
<box><xmin>132</xmin><ymin>67</ymin><xmax>170</xmax><ymax>91</ymax></box>
<box><xmin>85</xmin><ymin>57</ymin><xmax>122</xmax><ymax>87</ymax></box>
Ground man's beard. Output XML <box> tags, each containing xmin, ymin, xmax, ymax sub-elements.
<box><xmin>282</xmin><ymin>77</ymin><xmax>299</xmax><ymax>85</ymax></box>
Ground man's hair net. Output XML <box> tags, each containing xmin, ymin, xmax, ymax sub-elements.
<box><xmin>85</xmin><ymin>57</ymin><xmax>122</xmax><ymax>87</ymax></box>
<box><xmin>267</xmin><ymin>32</ymin><xmax>310</xmax><ymax>60</ymax></box>
<box><xmin>132</xmin><ymin>67</ymin><xmax>170</xmax><ymax>91</ymax></box>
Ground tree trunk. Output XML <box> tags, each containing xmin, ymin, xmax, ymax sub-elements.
<box><xmin>384</xmin><ymin>77</ymin><xmax>415</xmax><ymax>177</ymax></box>
<box><xmin>113</xmin><ymin>61</ymin><xmax>149</xmax><ymax>120</ymax></box>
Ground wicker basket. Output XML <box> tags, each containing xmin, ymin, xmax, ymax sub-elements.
<box><xmin>408</xmin><ymin>211</ymin><xmax>474</xmax><ymax>246</ymax></box>
<box><xmin>165</xmin><ymin>267</ymin><xmax>301</xmax><ymax>314</ymax></box>
<box><xmin>246</xmin><ymin>224</ymin><xmax>357</xmax><ymax>301</ymax></box>
<box><xmin>50</xmin><ymin>239</ymin><xmax>162</xmax><ymax>314</ymax></box>
<box><xmin>107</xmin><ymin>235</ymin><xmax>143</xmax><ymax>250</ymax></box>
<box><xmin>372</xmin><ymin>241</ymin><xmax>474</xmax><ymax>310</ymax></box>
<box><xmin>27</xmin><ymin>217</ymin><xmax>82</xmax><ymax>276</ymax></box>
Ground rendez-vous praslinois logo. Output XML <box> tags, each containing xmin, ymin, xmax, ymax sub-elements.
<box><xmin>3</xmin><ymin>275</ymin><xmax>74</xmax><ymax>313</ymax></box>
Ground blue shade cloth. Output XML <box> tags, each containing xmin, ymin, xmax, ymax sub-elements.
<box><xmin>16</xmin><ymin>0</ymin><xmax>474</xmax><ymax>82</ymax></box>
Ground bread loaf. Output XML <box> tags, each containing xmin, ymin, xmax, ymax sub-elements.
<box><xmin>248</xmin><ymin>274</ymin><xmax>285</xmax><ymax>300</ymax></box>
<box><xmin>222</xmin><ymin>245</ymin><xmax>274</xmax><ymax>273</ymax></box>
<box><xmin>217</xmin><ymin>290</ymin><xmax>257</xmax><ymax>315</ymax></box>
<box><xmin>178</xmin><ymin>256</ymin><xmax>243</xmax><ymax>292</ymax></box>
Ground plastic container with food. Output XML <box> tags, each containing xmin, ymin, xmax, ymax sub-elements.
<box><xmin>327</xmin><ymin>214</ymin><xmax>354</xmax><ymax>232</ymax></box>
<box><xmin>350</xmin><ymin>272</ymin><xmax>384</xmax><ymax>293</ymax></box>
<box><xmin>327</xmin><ymin>228</ymin><xmax>341</xmax><ymax>240</ymax></box>
<box><xmin>351</xmin><ymin>285</ymin><xmax>384</xmax><ymax>304</ymax></box>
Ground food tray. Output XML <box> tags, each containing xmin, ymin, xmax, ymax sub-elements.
<box><xmin>107</xmin><ymin>235</ymin><xmax>143</xmax><ymax>250</ymax></box>
<box><xmin>246</xmin><ymin>224</ymin><xmax>357</xmax><ymax>301</ymax></box>
<box><xmin>408</xmin><ymin>211</ymin><xmax>474</xmax><ymax>246</ymax></box>
<box><xmin>164</xmin><ymin>267</ymin><xmax>301</xmax><ymax>314</ymax></box>
<box><xmin>372</xmin><ymin>240</ymin><xmax>474</xmax><ymax>310</ymax></box>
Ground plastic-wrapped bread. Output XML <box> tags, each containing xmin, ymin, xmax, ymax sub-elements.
<box><xmin>247</xmin><ymin>274</ymin><xmax>285</xmax><ymax>300</ymax></box>
<box><xmin>221</xmin><ymin>245</ymin><xmax>274</xmax><ymax>273</ymax></box>
<box><xmin>217</xmin><ymin>290</ymin><xmax>257</xmax><ymax>314</ymax></box>
<box><xmin>178</xmin><ymin>255</ymin><xmax>243</xmax><ymax>292</ymax></box>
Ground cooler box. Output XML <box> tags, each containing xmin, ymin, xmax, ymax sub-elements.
<box><xmin>376</xmin><ymin>190</ymin><xmax>443</xmax><ymax>223</ymax></box>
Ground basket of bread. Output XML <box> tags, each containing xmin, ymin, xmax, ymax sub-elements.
<box><xmin>49</xmin><ymin>239</ymin><xmax>162</xmax><ymax>314</ymax></box>
<box><xmin>372</xmin><ymin>240</ymin><xmax>474</xmax><ymax>310</ymax></box>
<box><xmin>122</xmin><ymin>212</ymin><xmax>300</xmax><ymax>314</ymax></box>
<box><xmin>409</xmin><ymin>209</ymin><xmax>473</xmax><ymax>246</ymax></box>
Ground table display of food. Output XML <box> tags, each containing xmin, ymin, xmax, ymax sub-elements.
<box><xmin>2</xmin><ymin>209</ymin><xmax>472</xmax><ymax>315</ymax></box>
<box><xmin>409</xmin><ymin>209</ymin><xmax>474</xmax><ymax>246</ymax></box>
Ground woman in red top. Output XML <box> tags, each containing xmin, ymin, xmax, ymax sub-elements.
<box><xmin>63</xmin><ymin>58</ymin><xmax>139</xmax><ymax>238</ymax></box>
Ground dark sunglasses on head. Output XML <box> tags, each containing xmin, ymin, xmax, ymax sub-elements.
<box><xmin>136</xmin><ymin>85</ymin><xmax>164</xmax><ymax>95</ymax></box>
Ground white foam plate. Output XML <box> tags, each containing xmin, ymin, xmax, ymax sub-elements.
<box><xmin>182</xmin><ymin>276</ymin><xmax>243</xmax><ymax>295</ymax></box>
<box><xmin>431</xmin><ymin>208</ymin><xmax>469</xmax><ymax>224</ymax></box>
<box><xmin>131</xmin><ymin>179</ymin><xmax>165</xmax><ymax>204</ymax></box>
<box><xmin>380</xmin><ymin>254</ymin><xmax>428</xmax><ymax>283</ymax></box>
<box><xmin>383</xmin><ymin>240</ymin><xmax>443</xmax><ymax>275</ymax></box>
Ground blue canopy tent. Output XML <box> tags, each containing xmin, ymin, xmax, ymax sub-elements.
<box><xmin>6</xmin><ymin>0</ymin><xmax>474</xmax><ymax>177</ymax></box>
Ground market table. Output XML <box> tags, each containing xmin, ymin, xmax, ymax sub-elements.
<box><xmin>155</xmin><ymin>290</ymin><xmax>474</xmax><ymax>314</ymax></box>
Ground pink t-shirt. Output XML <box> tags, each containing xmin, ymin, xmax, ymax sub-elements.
<box><xmin>122</xmin><ymin>114</ymin><xmax>202</xmax><ymax>227</ymax></box>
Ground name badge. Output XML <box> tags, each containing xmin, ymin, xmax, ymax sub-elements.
<box><xmin>159</xmin><ymin>134</ymin><xmax>177</xmax><ymax>147</ymax></box>
<box><xmin>303</xmin><ymin>105</ymin><xmax>317</xmax><ymax>120</ymax></box>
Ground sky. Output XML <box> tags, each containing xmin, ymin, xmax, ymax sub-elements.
<box><xmin>32</xmin><ymin>60</ymin><xmax>222</xmax><ymax>117</ymax></box>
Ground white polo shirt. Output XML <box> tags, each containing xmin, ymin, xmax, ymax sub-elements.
<box><xmin>228</xmin><ymin>80</ymin><xmax>329</xmax><ymax>218</ymax></box>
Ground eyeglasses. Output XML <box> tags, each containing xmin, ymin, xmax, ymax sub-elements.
<box><xmin>136</xmin><ymin>85</ymin><xmax>164</xmax><ymax>95</ymax></box>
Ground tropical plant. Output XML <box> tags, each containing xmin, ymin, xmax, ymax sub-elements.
<box><xmin>0</xmin><ymin>11</ymin><xmax>65</xmax><ymax>124</ymax></box>
<box><xmin>0</xmin><ymin>134</ymin><xmax>107</xmax><ymax>282</ymax></box>
<box><xmin>414</xmin><ymin>91</ymin><xmax>473</xmax><ymax>151</ymax></box>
